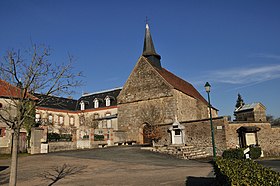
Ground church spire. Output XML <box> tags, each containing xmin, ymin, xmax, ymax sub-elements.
<box><xmin>142</xmin><ymin>23</ymin><xmax>162</xmax><ymax>69</ymax></box>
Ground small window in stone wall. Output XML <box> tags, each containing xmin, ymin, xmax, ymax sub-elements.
<box><xmin>0</xmin><ymin>128</ymin><xmax>5</xmax><ymax>137</ymax></box>
<box><xmin>175</xmin><ymin>129</ymin><xmax>181</xmax><ymax>136</ymax></box>
<box><xmin>0</xmin><ymin>103</ymin><xmax>3</xmax><ymax>109</ymax></box>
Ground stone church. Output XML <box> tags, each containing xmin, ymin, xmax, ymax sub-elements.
<box><xmin>117</xmin><ymin>24</ymin><xmax>218</xmax><ymax>144</ymax></box>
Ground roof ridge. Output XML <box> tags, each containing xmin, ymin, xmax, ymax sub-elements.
<box><xmin>154</xmin><ymin>67</ymin><xmax>208</xmax><ymax>105</ymax></box>
<box><xmin>82</xmin><ymin>87</ymin><xmax>123</xmax><ymax>97</ymax></box>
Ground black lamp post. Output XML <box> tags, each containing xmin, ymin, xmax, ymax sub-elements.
<box><xmin>204</xmin><ymin>82</ymin><xmax>216</xmax><ymax>160</ymax></box>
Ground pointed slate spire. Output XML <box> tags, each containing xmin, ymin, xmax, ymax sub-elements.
<box><xmin>142</xmin><ymin>23</ymin><xmax>162</xmax><ymax>69</ymax></box>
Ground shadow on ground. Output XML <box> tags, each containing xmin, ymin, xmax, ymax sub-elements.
<box><xmin>0</xmin><ymin>166</ymin><xmax>9</xmax><ymax>185</ymax></box>
<box><xmin>186</xmin><ymin>176</ymin><xmax>216</xmax><ymax>186</ymax></box>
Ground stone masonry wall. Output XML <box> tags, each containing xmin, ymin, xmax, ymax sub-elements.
<box><xmin>173</xmin><ymin>90</ymin><xmax>208</xmax><ymax>121</ymax></box>
<box><xmin>118</xmin><ymin>57</ymin><xmax>177</xmax><ymax>143</ymax></box>
<box><xmin>156</xmin><ymin>117</ymin><xmax>228</xmax><ymax>155</ymax></box>
<box><xmin>182</xmin><ymin>117</ymin><xmax>228</xmax><ymax>155</ymax></box>
<box><xmin>118</xmin><ymin>97</ymin><xmax>176</xmax><ymax>143</ymax></box>
<box><xmin>225</xmin><ymin>122</ymin><xmax>280</xmax><ymax>156</ymax></box>
<box><xmin>48</xmin><ymin>141</ymin><xmax>77</xmax><ymax>152</ymax></box>
<box><xmin>118</xmin><ymin>57</ymin><xmax>173</xmax><ymax>104</ymax></box>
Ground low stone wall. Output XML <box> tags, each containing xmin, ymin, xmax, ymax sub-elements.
<box><xmin>0</xmin><ymin>147</ymin><xmax>10</xmax><ymax>154</ymax></box>
<box><xmin>156</xmin><ymin>117</ymin><xmax>228</xmax><ymax>156</ymax></box>
<box><xmin>48</xmin><ymin>141</ymin><xmax>77</xmax><ymax>152</ymax></box>
<box><xmin>225</xmin><ymin>122</ymin><xmax>280</xmax><ymax>156</ymax></box>
<box><xmin>183</xmin><ymin>117</ymin><xmax>228</xmax><ymax>156</ymax></box>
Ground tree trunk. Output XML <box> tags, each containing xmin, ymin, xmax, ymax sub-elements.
<box><xmin>9</xmin><ymin>128</ymin><xmax>20</xmax><ymax>186</ymax></box>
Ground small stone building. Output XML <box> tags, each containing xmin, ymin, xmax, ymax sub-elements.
<box><xmin>234</xmin><ymin>102</ymin><xmax>266</xmax><ymax>122</ymax></box>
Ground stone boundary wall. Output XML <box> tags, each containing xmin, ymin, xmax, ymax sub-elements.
<box><xmin>225</xmin><ymin>122</ymin><xmax>280</xmax><ymax>156</ymax></box>
<box><xmin>182</xmin><ymin>117</ymin><xmax>228</xmax><ymax>156</ymax></box>
<box><xmin>157</xmin><ymin>116</ymin><xmax>280</xmax><ymax>157</ymax></box>
<box><xmin>48</xmin><ymin>141</ymin><xmax>77</xmax><ymax>152</ymax></box>
<box><xmin>156</xmin><ymin>117</ymin><xmax>228</xmax><ymax>156</ymax></box>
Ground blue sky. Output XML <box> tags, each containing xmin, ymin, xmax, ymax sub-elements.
<box><xmin>1</xmin><ymin>1</ymin><xmax>280</xmax><ymax>118</ymax></box>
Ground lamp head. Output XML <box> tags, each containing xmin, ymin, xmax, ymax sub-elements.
<box><xmin>204</xmin><ymin>82</ymin><xmax>211</xmax><ymax>93</ymax></box>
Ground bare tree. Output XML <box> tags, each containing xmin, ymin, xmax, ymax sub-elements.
<box><xmin>0</xmin><ymin>44</ymin><xmax>82</xmax><ymax>186</ymax></box>
<box><xmin>139</xmin><ymin>104</ymin><xmax>165</xmax><ymax>146</ymax></box>
<box><xmin>40</xmin><ymin>164</ymin><xmax>87</xmax><ymax>186</ymax></box>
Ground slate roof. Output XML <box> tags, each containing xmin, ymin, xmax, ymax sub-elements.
<box><xmin>35</xmin><ymin>93</ymin><xmax>78</xmax><ymax>111</ymax></box>
<box><xmin>78</xmin><ymin>87</ymin><xmax>122</xmax><ymax>110</ymax></box>
<box><xmin>154</xmin><ymin>67</ymin><xmax>208</xmax><ymax>105</ymax></box>
<box><xmin>0</xmin><ymin>79</ymin><xmax>38</xmax><ymax>100</ymax></box>
<box><xmin>235</xmin><ymin>102</ymin><xmax>265</xmax><ymax>112</ymax></box>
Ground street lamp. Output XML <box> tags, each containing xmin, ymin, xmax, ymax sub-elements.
<box><xmin>204</xmin><ymin>82</ymin><xmax>217</xmax><ymax>160</ymax></box>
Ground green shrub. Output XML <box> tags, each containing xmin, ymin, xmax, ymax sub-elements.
<box><xmin>222</xmin><ymin>148</ymin><xmax>244</xmax><ymax>159</ymax></box>
<box><xmin>94</xmin><ymin>134</ymin><xmax>104</xmax><ymax>141</ymax></box>
<box><xmin>48</xmin><ymin>133</ymin><xmax>72</xmax><ymax>142</ymax></box>
<box><xmin>249</xmin><ymin>146</ymin><xmax>262</xmax><ymax>159</ymax></box>
<box><xmin>214</xmin><ymin>157</ymin><xmax>280</xmax><ymax>186</ymax></box>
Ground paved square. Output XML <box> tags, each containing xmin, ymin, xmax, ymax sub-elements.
<box><xmin>0</xmin><ymin>146</ymin><xmax>214</xmax><ymax>186</ymax></box>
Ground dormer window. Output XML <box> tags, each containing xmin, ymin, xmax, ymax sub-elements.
<box><xmin>80</xmin><ymin>101</ymin><xmax>85</xmax><ymax>110</ymax></box>
<box><xmin>94</xmin><ymin>99</ymin><xmax>99</xmax><ymax>108</ymax></box>
<box><xmin>105</xmin><ymin>96</ymin><xmax>111</xmax><ymax>107</ymax></box>
<box><xmin>35</xmin><ymin>113</ymin><xmax>41</xmax><ymax>123</ymax></box>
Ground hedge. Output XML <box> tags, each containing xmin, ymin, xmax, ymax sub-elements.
<box><xmin>214</xmin><ymin>158</ymin><xmax>280</xmax><ymax>186</ymax></box>
<box><xmin>94</xmin><ymin>134</ymin><xmax>104</xmax><ymax>141</ymax></box>
<box><xmin>48</xmin><ymin>133</ymin><xmax>72</xmax><ymax>142</ymax></box>
<box><xmin>222</xmin><ymin>146</ymin><xmax>262</xmax><ymax>160</ymax></box>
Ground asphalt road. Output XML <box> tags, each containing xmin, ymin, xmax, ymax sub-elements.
<box><xmin>257</xmin><ymin>159</ymin><xmax>280</xmax><ymax>173</ymax></box>
<box><xmin>0</xmin><ymin>146</ymin><xmax>215</xmax><ymax>186</ymax></box>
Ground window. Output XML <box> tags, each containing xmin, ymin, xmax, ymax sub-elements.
<box><xmin>80</xmin><ymin>101</ymin><xmax>85</xmax><ymax>110</ymax></box>
<box><xmin>94</xmin><ymin>99</ymin><xmax>99</xmax><ymax>108</ymax></box>
<box><xmin>70</xmin><ymin>117</ymin><xmax>75</xmax><ymax>126</ymax></box>
<box><xmin>105</xmin><ymin>97</ymin><xmax>111</xmax><ymax>106</ymax></box>
<box><xmin>106</xmin><ymin>113</ymin><xmax>112</xmax><ymax>128</ymax></box>
<box><xmin>59</xmin><ymin>116</ymin><xmax>64</xmax><ymax>125</ymax></box>
<box><xmin>35</xmin><ymin>113</ymin><xmax>41</xmax><ymax>123</ymax></box>
<box><xmin>48</xmin><ymin>115</ymin><xmax>53</xmax><ymax>124</ymax></box>
<box><xmin>79</xmin><ymin>115</ymin><xmax>85</xmax><ymax>125</ymax></box>
<box><xmin>175</xmin><ymin>129</ymin><xmax>181</xmax><ymax>136</ymax></box>
<box><xmin>94</xmin><ymin>114</ymin><xmax>99</xmax><ymax>119</ymax></box>
<box><xmin>0</xmin><ymin>103</ymin><xmax>3</xmax><ymax>109</ymax></box>
<box><xmin>0</xmin><ymin>128</ymin><xmax>6</xmax><ymax>137</ymax></box>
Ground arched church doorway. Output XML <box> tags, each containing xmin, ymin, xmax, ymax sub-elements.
<box><xmin>143</xmin><ymin>124</ymin><xmax>152</xmax><ymax>145</ymax></box>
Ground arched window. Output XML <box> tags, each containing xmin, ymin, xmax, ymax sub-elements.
<box><xmin>80</xmin><ymin>101</ymin><xmax>85</xmax><ymax>110</ymax></box>
<box><xmin>94</xmin><ymin>99</ymin><xmax>99</xmax><ymax>108</ymax></box>
<box><xmin>105</xmin><ymin>96</ymin><xmax>111</xmax><ymax>107</ymax></box>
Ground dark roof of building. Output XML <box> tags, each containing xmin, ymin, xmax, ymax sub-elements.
<box><xmin>237</xmin><ymin>126</ymin><xmax>261</xmax><ymax>133</ymax></box>
<box><xmin>154</xmin><ymin>67</ymin><xmax>208</xmax><ymax>105</ymax></box>
<box><xmin>35</xmin><ymin>93</ymin><xmax>78</xmax><ymax>111</ymax></box>
<box><xmin>78</xmin><ymin>87</ymin><xmax>122</xmax><ymax>110</ymax></box>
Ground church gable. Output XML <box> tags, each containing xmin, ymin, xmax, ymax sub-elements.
<box><xmin>118</xmin><ymin>56</ymin><xmax>173</xmax><ymax>104</ymax></box>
